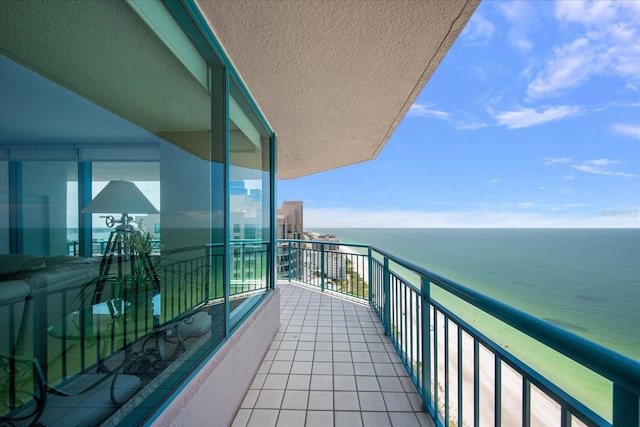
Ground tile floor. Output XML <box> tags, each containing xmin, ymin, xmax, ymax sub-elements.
<box><xmin>231</xmin><ymin>282</ymin><xmax>435</xmax><ymax>427</ymax></box>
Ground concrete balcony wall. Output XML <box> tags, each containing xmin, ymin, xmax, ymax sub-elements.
<box><xmin>152</xmin><ymin>289</ymin><xmax>281</xmax><ymax>427</ymax></box>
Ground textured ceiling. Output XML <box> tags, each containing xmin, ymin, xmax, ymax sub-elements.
<box><xmin>0</xmin><ymin>0</ymin><xmax>478</xmax><ymax>179</ymax></box>
<box><xmin>196</xmin><ymin>0</ymin><xmax>479</xmax><ymax>179</ymax></box>
<box><xmin>0</xmin><ymin>0</ymin><xmax>210</xmax><ymax>136</ymax></box>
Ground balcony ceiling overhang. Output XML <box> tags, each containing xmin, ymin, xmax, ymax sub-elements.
<box><xmin>196</xmin><ymin>0</ymin><xmax>479</xmax><ymax>179</ymax></box>
<box><xmin>0</xmin><ymin>0</ymin><xmax>478</xmax><ymax>179</ymax></box>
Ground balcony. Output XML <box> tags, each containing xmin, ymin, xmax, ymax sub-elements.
<box><xmin>234</xmin><ymin>240</ymin><xmax>640</xmax><ymax>427</ymax></box>
<box><xmin>2</xmin><ymin>239</ymin><xmax>638</xmax><ymax>426</ymax></box>
<box><xmin>234</xmin><ymin>281</ymin><xmax>434</xmax><ymax>427</ymax></box>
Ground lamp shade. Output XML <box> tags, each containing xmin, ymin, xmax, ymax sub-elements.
<box><xmin>81</xmin><ymin>180</ymin><xmax>159</xmax><ymax>214</ymax></box>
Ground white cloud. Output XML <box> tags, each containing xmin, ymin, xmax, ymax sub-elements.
<box><xmin>454</xmin><ymin>121</ymin><xmax>487</xmax><ymax>130</ymax></box>
<box><xmin>527</xmin><ymin>38</ymin><xmax>593</xmax><ymax>98</ymax></box>
<box><xmin>544</xmin><ymin>157</ymin><xmax>573</xmax><ymax>166</ymax></box>
<box><xmin>512</xmin><ymin>38</ymin><xmax>533</xmax><ymax>52</ymax></box>
<box><xmin>554</xmin><ymin>0</ymin><xmax>637</xmax><ymax>28</ymax></box>
<box><xmin>612</xmin><ymin>123</ymin><xmax>640</xmax><ymax>140</ymax></box>
<box><xmin>528</xmin><ymin>1</ymin><xmax>640</xmax><ymax>99</ymax></box>
<box><xmin>304</xmin><ymin>207</ymin><xmax>639</xmax><ymax>228</ymax></box>
<box><xmin>572</xmin><ymin>164</ymin><xmax>635</xmax><ymax>178</ymax></box>
<box><xmin>494</xmin><ymin>105</ymin><xmax>582</xmax><ymax>129</ymax></box>
<box><xmin>462</xmin><ymin>12</ymin><xmax>495</xmax><ymax>43</ymax></box>
<box><xmin>409</xmin><ymin>103</ymin><xmax>489</xmax><ymax>130</ymax></box>
<box><xmin>408</xmin><ymin>103</ymin><xmax>450</xmax><ymax>119</ymax></box>
<box><xmin>497</xmin><ymin>1</ymin><xmax>536</xmax><ymax>52</ymax></box>
<box><xmin>544</xmin><ymin>157</ymin><xmax>637</xmax><ymax>178</ymax></box>
<box><xmin>587</xmin><ymin>159</ymin><xmax>619</xmax><ymax>166</ymax></box>
<box><xmin>489</xmin><ymin>178</ymin><xmax>500</xmax><ymax>185</ymax></box>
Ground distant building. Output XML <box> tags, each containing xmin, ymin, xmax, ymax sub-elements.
<box><xmin>230</xmin><ymin>181</ymin><xmax>264</xmax><ymax>282</ymax></box>
<box><xmin>308</xmin><ymin>234</ymin><xmax>346</xmax><ymax>280</ymax></box>
<box><xmin>230</xmin><ymin>181</ymin><xmax>262</xmax><ymax>241</ymax></box>
<box><xmin>277</xmin><ymin>201</ymin><xmax>303</xmax><ymax>278</ymax></box>
<box><xmin>311</xmin><ymin>234</ymin><xmax>340</xmax><ymax>251</ymax></box>
<box><xmin>277</xmin><ymin>201</ymin><xmax>303</xmax><ymax>240</ymax></box>
<box><xmin>321</xmin><ymin>250</ymin><xmax>347</xmax><ymax>280</ymax></box>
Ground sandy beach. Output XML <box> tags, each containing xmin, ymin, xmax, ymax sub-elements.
<box><xmin>339</xmin><ymin>244</ymin><xmax>369</xmax><ymax>284</ymax></box>
<box><xmin>433</xmin><ymin>316</ymin><xmax>569</xmax><ymax>427</ymax></box>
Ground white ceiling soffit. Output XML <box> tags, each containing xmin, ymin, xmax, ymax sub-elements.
<box><xmin>196</xmin><ymin>0</ymin><xmax>479</xmax><ymax>179</ymax></box>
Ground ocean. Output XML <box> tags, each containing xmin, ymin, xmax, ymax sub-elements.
<box><xmin>311</xmin><ymin>228</ymin><xmax>640</xmax><ymax>419</ymax></box>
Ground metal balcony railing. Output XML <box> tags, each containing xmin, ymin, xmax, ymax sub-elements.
<box><xmin>67</xmin><ymin>239</ymin><xmax>163</xmax><ymax>256</ymax></box>
<box><xmin>278</xmin><ymin>239</ymin><xmax>640</xmax><ymax>427</ymax></box>
<box><xmin>1</xmin><ymin>242</ymin><xmax>272</xmax><ymax>425</ymax></box>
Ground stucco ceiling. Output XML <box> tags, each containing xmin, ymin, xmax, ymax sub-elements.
<box><xmin>0</xmin><ymin>0</ymin><xmax>478</xmax><ymax>180</ymax></box>
<box><xmin>196</xmin><ymin>0</ymin><xmax>479</xmax><ymax>179</ymax></box>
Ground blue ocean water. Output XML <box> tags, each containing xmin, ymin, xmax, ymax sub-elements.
<box><xmin>312</xmin><ymin>228</ymin><xmax>640</xmax><ymax>361</ymax></box>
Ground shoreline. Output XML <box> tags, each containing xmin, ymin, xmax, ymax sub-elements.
<box><xmin>338</xmin><ymin>244</ymin><xmax>369</xmax><ymax>285</ymax></box>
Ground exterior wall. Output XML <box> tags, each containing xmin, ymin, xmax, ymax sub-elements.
<box><xmin>277</xmin><ymin>201</ymin><xmax>303</xmax><ymax>240</ymax></box>
<box><xmin>277</xmin><ymin>243</ymin><xmax>290</xmax><ymax>278</ymax></box>
<box><xmin>311</xmin><ymin>235</ymin><xmax>341</xmax><ymax>251</ymax></box>
<box><xmin>306</xmin><ymin>251</ymin><xmax>347</xmax><ymax>281</ymax></box>
<box><xmin>325</xmin><ymin>251</ymin><xmax>347</xmax><ymax>280</ymax></box>
<box><xmin>149</xmin><ymin>289</ymin><xmax>280</xmax><ymax>427</ymax></box>
<box><xmin>277</xmin><ymin>201</ymin><xmax>304</xmax><ymax>278</ymax></box>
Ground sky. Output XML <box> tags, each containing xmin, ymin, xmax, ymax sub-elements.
<box><xmin>277</xmin><ymin>0</ymin><xmax>640</xmax><ymax>228</ymax></box>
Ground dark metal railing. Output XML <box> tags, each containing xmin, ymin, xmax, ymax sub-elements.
<box><xmin>67</xmin><ymin>239</ymin><xmax>162</xmax><ymax>256</ymax></box>
<box><xmin>1</xmin><ymin>242</ymin><xmax>272</xmax><ymax>425</ymax></box>
<box><xmin>278</xmin><ymin>239</ymin><xmax>640</xmax><ymax>427</ymax></box>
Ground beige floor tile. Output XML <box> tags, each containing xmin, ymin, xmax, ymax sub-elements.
<box><xmin>231</xmin><ymin>408</ymin><xmax>252</xmax><ymax>427</ymax></box>
<box><xmin>276</xmin><ymin>410</ymin><xmax>306</xmax><ymax>427</ymax></box>
<box><xmin>307</xmin><ymin>390</ymin><xmax>333</xmax><ymax>410</ymax></box>
<box><xmin>305</xmin><ymin>410</ymin><xmax>334</xmax><ymax>427</ymax></box>
<box><xmin>281</xmin><ymin>390</ymin><xmax>309</xmax><ymax>410</ymax></box>
<box><xmin>254</xmin><ymin>389</ymin><xmax>285</xmax><ymax>409</ymax></box>
<box><xmin>335</xmin><ymin>411</ymin><xmax>363</xmax><ymax>427</ymax></box>
<box><xmin>334</xmin><ymin>391</ymin><xmax>360</xmax><ymax>411</ymax></box>
<box><xmin>247</xmin><ymin>409</ymin><xmax>279</xmax><ymax>427</ymax></box>
<box><xmin>240</xmin><ymin>283</ymin><xmax>434</xmax><ymax>427</ymax></box>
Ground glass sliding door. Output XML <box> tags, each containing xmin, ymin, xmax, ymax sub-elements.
<box><xmin>0</xmin><ymin>0</ymin><xmax>234</xmax><ymax>424</ymax></box>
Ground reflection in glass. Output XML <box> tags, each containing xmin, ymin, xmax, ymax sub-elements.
<box><xmin>228</xmin><ymin>85</ymin><xmax>272</xmax><ymax>328</ymax></box>
<box><xmin>0</xmin><ymin>0</ymin><xmax>237</xmax><ymax>421</ymax></box>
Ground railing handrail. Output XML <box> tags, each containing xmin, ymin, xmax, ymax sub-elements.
<box><xmin>368</xmin><ymin>244</ymin><xmax>640</xmax><ymax>396</ymax></box>
<box><xmin>279</xmin><ymin>238</ymin><xmax>640</xmax><ymax>397</ymax></box>
<box><xmin>279</xmin><ymin>238</ymin><xmax>371</xmax><ymax>249</ymax></box>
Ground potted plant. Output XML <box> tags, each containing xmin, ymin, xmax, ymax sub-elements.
<box><xmin>110</xmin><ymin>223</ymin><xmax>160</xmax><ymax>332</ymax></box>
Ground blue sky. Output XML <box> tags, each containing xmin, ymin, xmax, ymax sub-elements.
<box><xmin>277</xmin><ymin>0</ymin><xmax>640</xmax><ymax>228</ymax></box>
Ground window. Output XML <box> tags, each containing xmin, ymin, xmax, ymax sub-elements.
<box><xmin>0</xmin><ymin>1</ymin><xmax>274</xmax><ymax>425</ymax></box>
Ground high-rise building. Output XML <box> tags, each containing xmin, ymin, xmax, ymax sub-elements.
<box><xmin>277</xmin><ymin>201</ymin><xmax>303</xmax><ymax>278</ymax></box>
<box><xmin>277</xmin><ymin>201</ymin><xmax>303</xmax><ymax>240</ymax></box>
